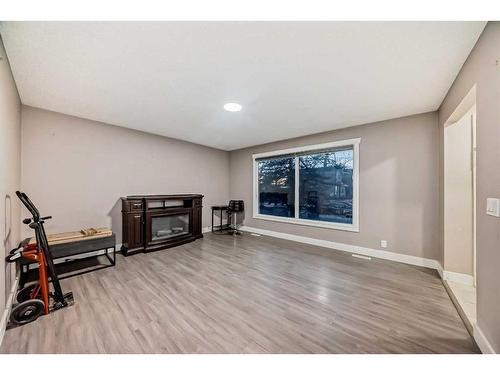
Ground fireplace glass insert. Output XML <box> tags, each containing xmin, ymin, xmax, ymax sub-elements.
<box><xmin>151</xmin><ymin>213</ymin><xmax>189</xmax><ymax>241</ymax></box>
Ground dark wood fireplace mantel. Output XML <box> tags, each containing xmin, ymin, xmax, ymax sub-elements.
<box><xmin>121</xmin><ymin>194</ymin><xmax>203</xmax><ymax>255</ymax></box>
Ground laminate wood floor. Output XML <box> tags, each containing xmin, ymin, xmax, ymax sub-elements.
<box><xmin>1</xmin><ymin>233</ymin><xmax>478</xmax><ymax>353</ymax></box>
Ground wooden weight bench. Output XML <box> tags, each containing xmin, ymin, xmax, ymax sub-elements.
<box><xmin>19</xmin><ymin>227</ymin><xmax>116</xmax><ymax>287</ymax></box>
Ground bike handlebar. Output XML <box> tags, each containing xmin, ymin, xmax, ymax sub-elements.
<box><xmin>16</xmin><ymin>190</ymin><xmax>41</xmax><ymax>221</ymax></box>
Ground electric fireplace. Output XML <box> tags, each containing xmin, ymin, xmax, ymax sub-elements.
<box><xmin>151</xmin><ymin>213</ymin><xmax>189</xmax><ymax>241</ymax></box>
<box><xmin>121</xmin><ymin>194</ymin><xmax>203</xmax><ymax>255</ymax></box>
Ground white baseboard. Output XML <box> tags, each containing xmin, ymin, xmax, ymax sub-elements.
<box><xmin>474</xmin><ymin>324</ymin><xmax>497</xmax><ymax>354</ymax></box>
<box><xmin>435</xmin><ymin>262</ymin><xmax>444</xmax><ymax>279</ymax></box>
<box><xmin>443</xmin><ymin>270</ymin><xmax>474</xmax><ymax>286</ymax></box>
<box><xmin>0</xmin><ymin>273</ymin><xmax>20</xmax><ymax>348</ymax></box>
<box><xmin>240</xmin><ymin>226</ymin><xmax>442</xmax><ymax>272</ymax></box>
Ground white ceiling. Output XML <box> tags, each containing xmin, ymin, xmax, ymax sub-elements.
<box><xmin>0</xmin><ymin>22</ymin><xmax>485</xmax><ymax>150</ymax></box>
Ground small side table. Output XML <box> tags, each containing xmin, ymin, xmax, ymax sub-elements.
<box><xmin>211</xmin><ymin>205</ymin><xmax>229</xmax><ymax>232</ymax></box>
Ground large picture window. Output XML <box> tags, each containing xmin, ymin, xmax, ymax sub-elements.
<box><xmin>253</xmin><ymin>138</ymin><xmax>360</xmax><ymax>232</ymax></box>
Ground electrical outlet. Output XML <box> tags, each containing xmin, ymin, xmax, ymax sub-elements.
<box><xmin>380</xmin><ymin>240</ymin><xmax>388</xmax><ymax>248</ymax></box>
<box><xmin>486</xmin><ymin>198</ymin><xmax>500</xmax><ymax>217</ymax></box>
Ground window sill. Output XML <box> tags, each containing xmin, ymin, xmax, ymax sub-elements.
<box><xmin>253</xmin><ymin>214</ymin><xmax>359</xmax><ymax>232</ymax></box>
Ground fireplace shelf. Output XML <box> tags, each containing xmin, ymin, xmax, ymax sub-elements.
<box><xmin>121</xmin><ymin>194</ymin><xmax>203</xmax><ymax>256</ymax></box>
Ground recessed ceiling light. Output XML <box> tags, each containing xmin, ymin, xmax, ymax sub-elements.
<box><xmin>224</xmin><ymin>103</ymin><xmax>242</xmax><ymax>112</ymax></box>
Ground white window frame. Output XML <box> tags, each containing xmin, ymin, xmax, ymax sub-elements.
<box><xmin>252</xmin><ymin>138</ymin><xmax>360</xmax><ymax>232</ymax></box>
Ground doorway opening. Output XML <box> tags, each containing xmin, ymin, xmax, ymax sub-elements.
<box><xmin>443</xmin><ymin>85</ymin><xmax>476</xmax><ymax>334</ymax></box>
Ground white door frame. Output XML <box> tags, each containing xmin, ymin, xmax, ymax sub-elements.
<box><xmin>471</xmin><ymin>107</ymin><xmax>477</xmax><ymax>286</ymax></box>
<box><xmin>443</xmin><ymin>84</ymin><xmax>477</xmax><ymax>287</ymax></box>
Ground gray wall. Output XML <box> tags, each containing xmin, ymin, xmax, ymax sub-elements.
<box><xmin>438</xmin><ymin>22</ymin><xmax>500</xmax><ymax>352</ymax></box>
<box><xmin>0</xmin><ymin>36</ymin><xmax>21</xmax><ymax>324</ymax></box>
<box><xmin>21</xmin><ymin>106</ymin><xmax>230</xmax><ymax>241</ymax></box>
<box><xmin>229</xmin><ymin>112</ymin><xmax>440</xmax><ymax>261</ymax></box>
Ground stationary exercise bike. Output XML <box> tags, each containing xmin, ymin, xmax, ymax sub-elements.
<box><xmin>5</xmin><ymin>191</ymin><xmax>74</xmax><ymax>326</ymax></box>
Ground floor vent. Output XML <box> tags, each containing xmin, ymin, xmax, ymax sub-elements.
<box><xmin>352</xmin><ymin>254</ymin><xmax>372</xmax><ymax>260</ymax></box>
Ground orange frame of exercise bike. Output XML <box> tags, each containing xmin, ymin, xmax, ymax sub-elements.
<box><xmin>20</xmin><ymin>243</ymin><xmax>50</xmax><ymax>315</ymax></box>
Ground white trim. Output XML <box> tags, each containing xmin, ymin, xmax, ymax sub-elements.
<box><xmin>252</xmin><ymin>214</ymin><xmax>360</xmax><ymax>232</ymax></box>
<box><xmin>352</xmin><ymin>254</ymin><xmax>371</xmax><ymax>260</ymax></box>
<box><xmin>294</xmin><ymin>156</ymin><xmax>300</xmax><ymax>219</ymax></box>
<box><xmin>240</xmin><ymin>226</ymin><xmax>441</xmax><ymax>271</ymax></box>
<box><xmin>353</xmin><ymin>139</ymin><xmax>360</xmax><ymax>231</ymax></box>
<box><xmin>443</xmin><ymin>87</ymin><xmax>477</xmax><ymax>290</ymax></box>
<box><xmin>443</xmin><ymin>270</ymin><xmax>474</xmax><ymax>286</ymax></box>
<box><xmin>252</xmin><ymin>157</ymin><xmax>258</xmax><ymax>221</ymax></box>
<box><xmin>252</xmin><ymin>138</ymin><xmax>360</xmax><ymax>233</ymax></box>
<box><xmin>474</xmin><ymin>324</ymin><xmax>497</xmax><ymax>354</ymax></box>
<box><xmin>0</xmin><ymin>273</ymin><xmax>20</xmax><ymax>347</ymax></box>
<box><xmin>202</xmin><ymin>226</ymin><xmax>212</xmax><ymax>234</ymax></box>
<box><xmin>472</xmin><ymin>106</ymin><xmax>477</xmax><ymax>287</ymax></box>
<box><xmin>252</xmin><ymin>138</ymin><xmax>361</xmax><ymax>160</ymax></box>
<box><xmin>444</xmin><ymin>84</ymin><xmax>476</xmax><ymax>127</ymax></box>
<box><xmin>435</xmin><ymin>262</ymin><xmax>444</xmax><ymax>279</ymax></box>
